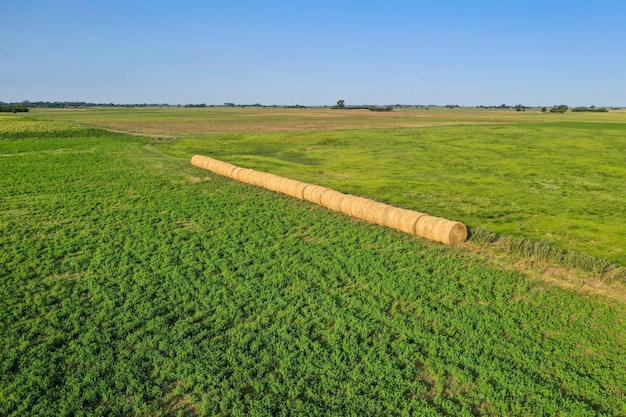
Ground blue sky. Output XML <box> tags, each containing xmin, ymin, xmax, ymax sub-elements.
<box><xmin>1</xmin><ymin>1</ymin><xmax>625</xmax><ymax>106</ymax></box>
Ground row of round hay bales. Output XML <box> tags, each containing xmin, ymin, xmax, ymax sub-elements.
<box><xmin>191</xmin><ymin>154</ymin><xmax>467</xmax><ymax>245</ymax></box>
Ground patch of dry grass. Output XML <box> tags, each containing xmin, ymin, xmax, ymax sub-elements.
<box><xmin>31</xmin><ymin>106</ymin><xmax>626</xmax><ymax>136</ymax></box>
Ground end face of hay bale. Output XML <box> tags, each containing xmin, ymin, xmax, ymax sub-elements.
<box><xmin>191</xmin><ymin>155</ymin><xmax>206</xmax><ymax>168</ymax></box>
<box><xmin>446</xmin><ymin>222</ymin><xmax>468</xmax><ymax>245</ymax></box>
<box><xmin>415</xmin><ymin>216</ymin><xmax>467</xmax><ymax>245</ymax></box>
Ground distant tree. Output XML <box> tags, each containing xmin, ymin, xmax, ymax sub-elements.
<box><xmin>549</xmin><ymin>104</ymin><xmax>569</xmax><ymax>114</ymax></box>
<box><xmin>336</xmin><ymin>99</ymin><xmax>345</xmax><ymax>109</ymax></box>
<box><xmin>541</xmin><ymin>107</ymin><xmax>548</xmax><ymax>113</ymax></box>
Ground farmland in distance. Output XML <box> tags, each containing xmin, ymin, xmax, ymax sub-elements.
<box><xmin>2</xmin><ymin>113</ymin><xmax>626</xmax><ymax>415</ymax></box>
<box><xmin>34</xmin><ymin>107</ymin><xmax>626</xmax><ymax>266</ymax></box>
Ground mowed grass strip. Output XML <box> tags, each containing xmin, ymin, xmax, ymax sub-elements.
<box><xmin>1</xmin><ymin>116</ymin><xmax>626</xmax><ymax>416</ymax></box>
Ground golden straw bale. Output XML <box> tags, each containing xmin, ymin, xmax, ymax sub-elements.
<box><xmin>382</xmin><ymin>207</ymin><xmax>404</xmax><ymax>230</ymax></box>
<box><xmin>243</xmin><ymin>169</ymin><xmax>261</xmax><ymax>185</ymax></box>
<box><xmin>293</xmin><ymin>182</ymin><xmax>311</xmax><ymax>200</ymax></box>
<box><xmin>363</xmin><ymin>202</ymin><xmax>393</xmax><ymax>226</ymax></box>
<box><xmin>319</xmin><ymin>189</ymin><xmax>346</xmax><ymax>212</ymax></box>
<box><xmin>414</xmin><ymin>216</ymin><xmax>443</xmax><ymax>241</ymax></box>
<box><xmin>206</xmin><ymin>158</ymin><xmax>224</xmax><ymax>173</ymax></box>
<box><xmin>233</xmin><ymin>168</ymin><xmax>252</xmax><ymax>183</ymax></box>
<box><xmin>280</xmin><ymin>179</ymin><xmax>308</xmax><ymax>199</ymax></box>
<box><xmin>349</xmin><ymin>198</ymin><xmax>375</xmax><ymax>219</ymax></box>
<box><xmin>245</xmin><ymin>170</ymin><xmax>262</xmax><ymax>186</ymax></box>
<box><xmin>415</xmin><ymin>217</ymin><xmax>467</xmax><ymax>245</ymax></box>
<box><xmin>212</xmin><ymin>160</ymin><xmax>239</xmax><ymax>177</ymax></box>
<box><xmin>396</xmin><ymin>209</ymin><xmax>425</xmax><ymax>235</ymax></box>
<box><xmin>446</xmin><ymin>222</ymin><xmax>468</xmax><ymax>245</ymax></box>
<box><xmin>302</xmin><ymin>185</ymin><xmax>330</xmax><ymax>205</ymax></box>
<box><xmin>192</xmin><ymin>155</ymin><xmax>213</xmax><ymax>171</ymax></box>
<box><xmin>252</xmin><ymin>172</ymin><xmax>272</xmax><ymax>188</ymax></box>
<box><xmin>255</xmin><ymin>173</ymin><xmax>277</xmax><ymax>188</ymax></box>
<box><xmin>237</xmin><ymin>169</ymin><xmax>253</xmax><ymax>184</ymax></box>
<box><xmin>230</xmin><ymin>167</ymin><xmax>243</xmax><ymax>180</ymax></box>
<box><xmin>190</xmin><ymin>155</ymin><xmax>205</xmax><ymax>168</ymax></box>
<box><xmin>264</xmin><ymin>176</ymin><xmax>284</xmax><ymax>193</ymax></box>
<box><xmin>338</xmin><ymin>195</ymin><xmax>360</xmax><ymax>216</ymax></box>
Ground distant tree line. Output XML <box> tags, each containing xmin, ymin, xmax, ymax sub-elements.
<box><xmin>0</xmin><ymin>101</ymin><xmax>173</xmax><ymax>108</ymax></box>
<box><xmin>571</xmin><ymin>106</ymin><xmax>608</xmax><ymax>112</ymax></box>
<box><xmin>0</xmin><ymin>105</ymin><xmax>29</xmax><ymax>112</ymax></box>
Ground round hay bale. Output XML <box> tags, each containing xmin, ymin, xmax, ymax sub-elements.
<box><xmin>234</xmin><ymin>168</ymin><xmax>252</xmax><ymax>183</ymax></box>
<box><xmin>252</xmin><ymin>172</ymin><xmax>273</xmax><ymax>188</ymax></box>
<box><xmin>382</xmin><ymin>207</ymin><xmax>405</xmax><ymax>230</ymax></box>
<box><xmin>294</xmin><ymin>182</ymin><xmax>311</xmax><ymax>200</ymax></box>
<box><xmin>338</xmin><ymin>195</ymin><xmax>359</xmax><ymax>216</ymax></box>
<box><xmin>192</xmin><ymin>155</ymin><xmax>211</xmax><ymax>169</ymax></box>
<box><xmin>445</xmin><ymin>221</ymin><xmax>468</xmax><ymax>245</ymax></box>
<box><xmin>254</xmin><ymin>170</ymin><xmax>268</xmax><ymax>185</ymax></box>
<box><xmin>415</xmin><ymin>217</ymin><xmax>467</xmax><ymax>245</ymax></box>
<box><xmin>246</xmin><ymin>170</ymin><xmax>264</xmax><ymax>185</ymax></box>
<box><xmin>255</xmin><ymin>173</ymin><xmax>275</xmax><ymax>188</ymax></box>
<box><xmin>319</xmin><ymin>189</ymin><xmax>346</xmax><ymax>212</ymax></box>
<box><xmin>212</xmin><ymin>160</ymin><xmax>239</xmax><ymax>177</ymax></box>
<box><xmin>264</xmin><ymin>176</ymin><xmax>285</xmax><ymax>193</ymax></box>
<box><xmin>190</xmin><ymin>155</ymin><xmax>206</xmax><ymax>169</ymax></box>
<box><xmin>302</xmin><ymin>185</ymin><xmax>329</xmax><ymax>205</ymax></box>
<box><xmin>363</xmin><ymin>202</ymin><xmax>393</xmax><ymax>226</ymax></box>
<box><xmin>230</xmin><ymin>166</ymin><xmax>244</xmax><ymax>180</ymax></box>
<box><xmin>280</xmin><ymin>179</ymin><xmax>308</xmax><ymax>199</ymax></box>
<box><xmin>247</xmin><ymin>170</ymin><xmax>261</xmax><ymax>186</ymax></box>
<box><xmin>396</xmin><ymin>209</ymin><xmax>425</xmax><ymax>235</ymax></box>
<box><xmin>349</xmin><ymin>197</ymin><xmax>375</xmax><ymax>219</ymax></box>
<box><xmin>414</xmin><ymin>216</ymin><xmax>443</xmax><ymax>241</ymax></box>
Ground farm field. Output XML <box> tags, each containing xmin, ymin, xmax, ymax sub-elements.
<box><xmin>2</xmin><ymin>114</ymin><xmax>626</xmax><ymax>415</ymax></box>
<box><xmin>29</xmin><ymin>105</ymin><xmax>626</xmax><ymax>135</ymax></box>
<box><xmin>33</xmin><ymin>107</ymin><xmax>626</xmax><ymax>266</ymax></box>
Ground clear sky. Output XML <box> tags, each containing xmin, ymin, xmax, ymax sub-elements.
<box><xmin>1</xmin><ymin>1</ymin><xmax>625</xmax><ymax>106</ymax></box>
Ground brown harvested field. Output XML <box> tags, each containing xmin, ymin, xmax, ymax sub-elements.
<box><xmin>30</xmin><ymin>106</ymin><xmax>626</xmax><ymax>136</ymax></box>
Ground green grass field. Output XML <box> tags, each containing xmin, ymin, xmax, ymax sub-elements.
<box><xmin>32</xmin><ymin>107</ymin><xmax>626</xmax><ymax>266</ymax></box>
<box><xmin>170</xmin><ymin>124</ymin><xmax>626</xmax><ymax>267</ymax></box>
<box><xmin>2</xmin><ymin>114</ymin><xmax>626</xmax><ymax>415</ymax></box>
